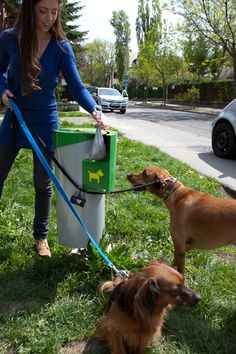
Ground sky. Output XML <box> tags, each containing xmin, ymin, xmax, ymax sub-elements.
<box><xmin>78</xmin><ymin>0</ymin><xmax>139</xmax><ymax>58</ymax></box>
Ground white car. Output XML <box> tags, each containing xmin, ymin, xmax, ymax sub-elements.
<box><xmin>212</xmin><ymin>99</ymin><xmax>236</xmax><ymax>158</ymax></box>
<box><xmin>92</xmin><ymin>87</ymin><xmax>127</xmax><ymax>114</ymax></box>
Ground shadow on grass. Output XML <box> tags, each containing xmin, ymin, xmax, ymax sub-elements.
<box><xmin>60</xmin><ymin>339</ymin><xmax>109</xmax><ymax>354</ymax></box>
<box><xmin>61</xmin><ymin>305</ymin><xmax>236</xmax><ymax>354</ymax></box>
<box><xmin>162</xmin><ymin>307</ymin><xmax>236</xmax><ymax>354</ymax></box>
<box><xmin>0</xmin><ymin>252</ymin><xmax>103</xmax><ymax>322</ymax></box>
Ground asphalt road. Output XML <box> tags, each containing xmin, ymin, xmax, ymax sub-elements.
<box><xmin>62</xmin><ymin>103</ymin><xmax>236</xmax><ymax>192</ymax></box>
<box><xmin>105</xmin><ymin>104</ymin><xmax>236</xmax><ymax>192</ymax></box>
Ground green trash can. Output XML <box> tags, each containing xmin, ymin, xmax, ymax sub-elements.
<box><xmin>54</xmin><ymin>128</ymin><xmax>117</xmax><ymax>248</ymax></box>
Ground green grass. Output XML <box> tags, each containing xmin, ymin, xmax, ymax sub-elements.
<box><xmin>0</xmin><ymin>110</ymin><xmax>89</xmax><ymax>120</ymax></box>
<box><xmin>58</xmin><ymin>111</ymin><xmax>90</xmax><ymax>117</ymax></box>
<box><xmin>0</xmin><ymin>120</ymin><xmax>235</xmax><ymax>353</ymax></box>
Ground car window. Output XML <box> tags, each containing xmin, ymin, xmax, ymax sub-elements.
<box><xmin>86</xmin><ymin>86</ymin><xmax>98</xmax><ymax>94</ymax></box>
<box><xmin>98</xmin><ymin>88</ymin><xmax>121</xmax><ymax>96</ymax></box>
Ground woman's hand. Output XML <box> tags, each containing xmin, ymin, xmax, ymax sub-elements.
<box><xmin>2</xmin><ymin>90</ymin><xmax>14</xmax><ymax>109</ymax></box>
<box><xmin>92</xmin><ymin>110</ymin><xmax>109</xmax><ymax>130</ymax></box>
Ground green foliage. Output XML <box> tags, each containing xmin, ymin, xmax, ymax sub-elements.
<box><xmin>110</xmin><ymin>10</ymin><xmax>131</xmax><ymax>83</ymax></box>
<box><xmin>133</xmin><ymin>6</ymin><xmax>187</xmax><ymax>100</ymax></box>
<box><xmin>0</xmin><ymin>121</ymin><xmax>235</xmax><ymax>352</ymax></box>
<box><xmin>182</xmin><ymin>86</ymin><xmax>200</xmax><ymax>107</ymax></box>
<box><xmin>2</xmin><ymin>0</ymin><xmax>19</xmax><ymax>28</ymax></box>
<box><xmin>58</xmin><ymin>111</ymin><xmax>90</xmax><ymax>117</ymax></box>
<box><xmin>136</xmin><ymin>0</ymin><xmax>162</xmax><ymax>45</ymax></box>
<box><xmin>133</xmin><ymin>25</ymin><xmax>185</xmax><ymax>100</ymax></box>
<box><xmin>128</xmin><ymin>79</ymin><xmax>234</xmax><ymax>102</ymax></box>
<box><xmin>114</xmin><ymin>44</ymin><xmax>126</xmax><ymax>82</ymax></box>
<box><xmin>61</xmin><ymin>0</ymin><xmax>88</xmax><ymax>43</ymax></box>
<box><xmin>183</xmin><ymin>33</ymin><xmax>213</xmax><ymax>76</ymax></box>
<box><xmin>110</xmin><ymin>10</ymin><xmax>131</xmax><ymax>44</ymax></box>
<box><xmin>171</xmin><ymin>0</ymin><xmax>236</xmax><ymax>94</ymax></box>
<box><xmin>80</xmin><ymin>39</ymin><xmax>116</xmax><ymax>87</ymax></box>
<box><xmin>171</xmin><ymin>80</ymin><xmax>234</xmax><ymax>103</ymax></box>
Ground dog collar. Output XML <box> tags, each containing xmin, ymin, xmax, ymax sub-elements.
<box><xmin>162</xmin><ymin>178</ymin><xmax>178</xmax><ymax>202</ymax></box>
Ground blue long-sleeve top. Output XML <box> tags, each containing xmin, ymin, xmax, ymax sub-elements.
<box><xmin>0</xmin><ymin>28</ymin><xmax>96</xmax><ymax>150</ymax></box>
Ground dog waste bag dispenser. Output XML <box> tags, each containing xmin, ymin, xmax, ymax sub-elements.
<box><xmin>54</xmin><ymin>128</ymin><xmax>117</xmax><ymax>248</ymax></box>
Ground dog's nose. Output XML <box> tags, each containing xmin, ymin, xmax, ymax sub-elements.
<box><xmin>187</xmin><ymin>293</ymin><xmax>201</xmax><ymax>307</ymax></box>
<box><xmin>193</xmin><ymin>294</ymin><xmax>202</xmax><ymax>305</ymax></box>
<box><xmin>181</xmin><ymin>286</ymin><xmax>202</xmax><ymax>306</ymax></box>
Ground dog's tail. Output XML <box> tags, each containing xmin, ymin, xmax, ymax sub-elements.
<box><xmin>98</xmin><ymin>277</ymin><xmax>123</xmax><ymax>297</ymax></box>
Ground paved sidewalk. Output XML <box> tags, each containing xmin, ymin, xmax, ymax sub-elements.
<box><xmin>77</xmin><ymin>99</ymin><xmax>223</xmax><ymax>117</ymax></box>
<box><xmin>134</xmin><ymin>100</ymin><xmax>222</xmax><ymax>116</ymax></box>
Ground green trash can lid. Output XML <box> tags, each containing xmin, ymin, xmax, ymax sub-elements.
<box><xmin>54</xmin><ymin>128</ymin><xmax>116</xmax><ymax>148</ymax></box>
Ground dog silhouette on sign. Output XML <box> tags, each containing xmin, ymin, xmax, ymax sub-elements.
<box><xmin>88</xmin><ymin>169</ymin><xmax>104</xmax><ymax>183</ymax></box>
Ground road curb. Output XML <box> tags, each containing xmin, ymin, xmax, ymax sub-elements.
<box><xmin>133</xmin><ymin>102</ymin><xmax>220</xmax><ymax>116</ymax></box>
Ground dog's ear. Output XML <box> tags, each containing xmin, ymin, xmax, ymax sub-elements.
<box><xmin>107</xmin><ymin>281</ymin><xmax>134</xmax><ymax>313</ymax></box>
<box><xmin>135</xmin><ymin>279</ymin><xmax>160</xmax><ymax>317</ymax></box>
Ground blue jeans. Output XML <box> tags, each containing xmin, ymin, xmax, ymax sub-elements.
<box><xmin>0</xmin><ymin>144</ymin><xmax>52</xmax><ymax>240</ymax></box>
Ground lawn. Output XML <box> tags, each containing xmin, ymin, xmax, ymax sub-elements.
<box><xmin>0</xmin><ymin>120</ymin><xmax>235</xmax><ymax>353</ymax></box>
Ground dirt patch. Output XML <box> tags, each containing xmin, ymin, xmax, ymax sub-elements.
<box><xmin>60</xmin><ymin>340</ymin><xmax>109</xmax><ymax>354</ymax></box>
<box><xmin>214</xmin><ymin>252</ymin><xmax>235</xmax><ymax>263</ymax></box>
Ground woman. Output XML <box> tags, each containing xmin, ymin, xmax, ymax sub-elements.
<box><xmin>0</xmin><ymin>0</ymin><xmax>108</xmax><ymax>257</ymax></box>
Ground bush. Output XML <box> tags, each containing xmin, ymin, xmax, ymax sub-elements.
<box><xmin>182</xmin><ymin>87</ymin><xmax>200</xmax><ymax>108</ymax></box>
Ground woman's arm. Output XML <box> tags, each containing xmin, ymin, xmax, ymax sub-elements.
<box><xmin>59</xmin><ymin>41</ymin><xmax>108</xmax><ymax>129</ymax></box>
<box><xmin>60</xmin><ymin>41</ymin><xmax>97</xmax><ymax>113</ymax></box>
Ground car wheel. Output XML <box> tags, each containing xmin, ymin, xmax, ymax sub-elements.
<box><xmin>110</xmin><ymin>109</ymin><xmax>113</xmax><ymax>112</ymax></box>
<box><xmin>212</xmin><ymin>122</ymin><xmax>236</xmax><ymax>158</ymax></box>
<box><xmin>120</xmin><ymin>109</ymin><xmax>126</xmax><ymax>114</ymax></box>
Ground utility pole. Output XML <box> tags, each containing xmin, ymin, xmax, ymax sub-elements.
<box><xmin>123</xmin><ymin>37</ymin><xmax>129</xmax><ymax>91</ymax></box>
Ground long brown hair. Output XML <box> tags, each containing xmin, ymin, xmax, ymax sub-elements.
<box><xmin>15</xmin><ymin>0</ymin><xmax>67</xmax><ymax>95</ymax></box>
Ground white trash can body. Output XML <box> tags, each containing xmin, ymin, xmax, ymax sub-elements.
<box><xmin>54</xmin><ymin>130</ymin><xmax>105</xmax><ymax>248</ymax></box>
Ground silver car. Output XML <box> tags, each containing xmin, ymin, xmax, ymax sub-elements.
<box><xmin>211</xmin><ymin>99</ymin><xmax>236</xmax><ymax>158</ymax></box>
<box><xmin>92</xmin><ymin>87</ymin><xmax>127</xmax><ymax>114</ymax></box>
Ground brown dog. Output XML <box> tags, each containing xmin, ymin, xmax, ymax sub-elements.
<box><xmin>94</xmin><ymin>262</ymin><xmax>201</xmax><ymax>354</ymax></box>
<box><xmin>127</xmin><ymin>166</ymin><xmax>236</xmax><ymax>274</ymax></box>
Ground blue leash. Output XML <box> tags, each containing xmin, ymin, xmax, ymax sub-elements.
<box><xmin>9</xmin><ymin>98</ymin><xmax>128</xmax><ymax>278</ymax></box>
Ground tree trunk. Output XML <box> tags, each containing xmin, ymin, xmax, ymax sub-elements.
<box><xmin>0</xmin><ymin>0</ymin><xmax>4</xmax><ymax>31</ymax></box>
<box><xmin>232</xmin><ymin>46</ymin><xmax>236</xmax><ymax>98</ymax></box>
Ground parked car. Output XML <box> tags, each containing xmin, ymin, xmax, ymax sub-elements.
<box><xmin>91</xmin><ymin>87</ymin><xmax>127</xmax><ymax>114</ymax></box>
<box><xmin>85</xmin><ymin>85</ymin><xmax>98</xmax><ymax>94</ymax></box>
<box><xmin>211</xmin><ymin>99</ymin><xmax>236</xmax><ymax>158</ymax></box>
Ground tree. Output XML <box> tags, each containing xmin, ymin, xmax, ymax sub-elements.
<box><xmin>136</xmin><ymin>0</ymin><xmax>162</xmax><ymax>46</ymax></box>
<box><xmin>80</xmin><ymin>39</ymin><xmax>116</xmax><ymax>87</ymax></box>
<box><xmin>182</xmin><ymin>33</ymin><xmax>224</xmax><ymax>79</ymax></box>
<box><xmin>1</xmin><ymin>0</ymin><xmax>20</xmax><ymax>29</ymax></box>
<box><xmin>0</xmin><ymin>0</ymin><xmax>4</xmax><ymax>30</ymax></box>
<box><xmin>171</xmin><ymin>0</ymin><xmax>236</xmax><ymax>96</ymax></box>
<box><xmin>110</xmin><ymin>10</ymin><xmax>131</xmax><ymax>83</ymax></box>
<box><xmin>134</xmin><ymin>20</ymin><xmax>185</xmax><ymax>102</ymax></box>
<box><xmin>183</xmin><ymin>34</ymin><xmax>210</xmax><ymax>76</ymax></box>
<box><xmin>61</xmin><ymin>0</ymin><xmax>87</xmax><ymax>43</ymax></box>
